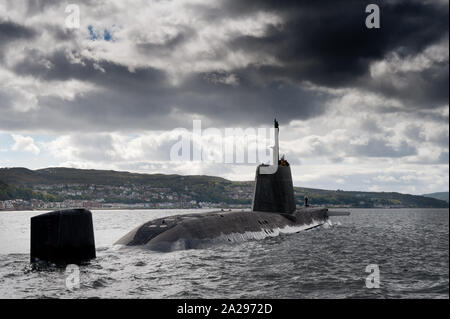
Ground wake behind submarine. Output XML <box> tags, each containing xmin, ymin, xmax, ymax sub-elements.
<box><xmin>115</xmin><ymin>120</ymin><xmax>349</xmax><ymax>252</ymax></box>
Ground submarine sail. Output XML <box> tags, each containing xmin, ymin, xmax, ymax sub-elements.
<box><xmin>252</xmin><ymin>119</ymin><xmax>296</xmax><ymax>214</ymax></box>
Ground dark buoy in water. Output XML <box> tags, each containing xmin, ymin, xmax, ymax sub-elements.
<box><xmin>30</xmin><ymin>208</ymin><xmax>96</xmax><ymax>264</ymax></box>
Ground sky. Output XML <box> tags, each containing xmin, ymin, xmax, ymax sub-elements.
<box><xmin>0</xmin><ymin>0</ymin><xmax>448</xmax><ymax>195</ymax></box>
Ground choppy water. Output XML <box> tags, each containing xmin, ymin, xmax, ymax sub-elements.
<box><xmin>0</xmin><ymin>208</ymin><xmax>448</xmax><ymax>299</ymax></box>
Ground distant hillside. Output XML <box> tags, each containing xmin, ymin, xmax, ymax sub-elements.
<box><xmin>0</xmin><ymin>167</ymin><xmax>448</xmax><ymax>208</ymax></box>
<box><xmin>423</xmin><ymin>192</ymin><xmax>449</xmax><ymax>203</ymax></box>
<box><xmin>0</xmin><ymin>178</ymin><xmax>32</xmax><ymax>201</ymax></box>
<box><xmin>0</xmin><ymin>167</ymin><xmax>249</xmax><ymax>205</ymax></box>
<box><xmin>0</xmin><ymin>178</ymin><xmax>59</xmax><ymax>202</ymax></box>
<box><xmin>0</xmin><ymin>167</ymin><xmax>228</xmax><ymax>186</ymax></box>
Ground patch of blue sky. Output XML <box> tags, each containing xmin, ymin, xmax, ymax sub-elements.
<box><xmin>0</xmin><ymin>133</ymin><xmax>13</xmax><ymax>151</ymax></box>
<box><xmin>87</xmin><ymin>25</ymin><xmax>99</xmax><ymax>40</ymax></box>
<box><xmin>103</xmin><ymin>29</ymin><xmax>112</xmax><ymax>41</ymax></box>
<box><xmin>0</xmin><ymin>133</ymin><xmax>59</xmax><ymax>169</ymax></box>
<box><xmin>88</xmin><ymin>25</ymin><xmax>114</xmax><ymax>41</ymax></box>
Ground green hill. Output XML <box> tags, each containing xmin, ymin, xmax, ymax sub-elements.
<box><xmin>0</xmin><ymin>178</ymin><xmax>60</xmax><ymax>202</ymax></box>
<box><xmin>422</xmin><ymin>192</ymin><xmax>449</xmax><ymax>203</ymax></box>
<box><xmin>0</xmin><ymin>167</ymin><xmax>448</xmax><ymax>208</ymax></box>
<box><xmin>0</xmin><ymin>178</ymin><xmax>33</xmax><ymax>201</ymax></box>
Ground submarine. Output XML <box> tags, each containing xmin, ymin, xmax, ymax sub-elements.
<box><xmin>115</xmin><ymin>119</ymin><xmax>349</xmax><ymax>252</ymax></box>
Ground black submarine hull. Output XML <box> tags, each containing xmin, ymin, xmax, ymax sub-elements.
<box><xmin>115</xmin><ymin>207</ymin><xmax>329</xmax><ymax>251</ymax></box>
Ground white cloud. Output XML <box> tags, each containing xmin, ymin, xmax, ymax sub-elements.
<box><xmin>370</xmin><ymin>37</ymin><xmax>449</xmax><ymax>77</ymax></box>
<box><xmin>0</xmin><ymin>0</ymin><xmax>281</xmax><ymax>80</ymax></box>
<box><xmin>368</xmin><ymin>185</ymin><xmax>382</xmax><ymax>192</ymax></box>
<box><xmin>36</xmin><ymin>116</ymin><xmax>449</xmax><ymax>194</ymax></box>
<box><xmin>11</xmin><ymin>134</ymin><xmax>40</xmax><ymax>154</ymax></box>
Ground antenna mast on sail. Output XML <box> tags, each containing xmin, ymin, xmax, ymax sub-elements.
<box><xmin>274</xmin><ymin>118</ymin><xmax>279</xmax><ymax>164</ymax></box>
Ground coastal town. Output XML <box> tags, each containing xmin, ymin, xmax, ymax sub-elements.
<box><xmin>0</xmin><ymin>183</ymin><xmax>254</xmax><ymax>211</ymax></box>
<box><xmin>1</xmin><ymin>168</ymin><xmax>448</xmax><ymax>211</ymax></box>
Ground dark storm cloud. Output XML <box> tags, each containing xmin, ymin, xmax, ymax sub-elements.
<box><xmin>23</xmin><ymin>0</ymin><xmax>90</xmax><ymax>16</ymax></box>
<box><xmin>136</xmin><ymin>28</ymin><xmax>196</xmax><ymax>56</ymax></box>
<box><xmin>352</xmin><ymin>137</ymin><xmax>417</xmax><ymax>157</ymax></box>
<box><xmin>13</xmin><ymin>49</ymin><xmax>169</xmax><ymax>92</ymax></box>
<box><xmin>403</xmin><ymin>124</ymin><xmax>426</xmax><ymax>142</ymax></box>
<box><xmin>438</xmin><ymin>151</ymin><xmax>449</xmax><ymax>164</ymax></box>
<box><xmin>44</xmin><ymin>24</ymin><xmax>78</xmax><ymax>42</ymax></box>
<box><xmin>221</xmin><ymin>0</ymin><xmax>448</xmax><ymax>107</ymax></box>
<box><xmin>379</xmin><ymin>107</ymin><xmax>450</xmax><ymax>124</ymax></box>
<box><xmin>3</xmin><ymin>47</ymin><xmax>330</xmax><ymax>131</ymax></box>
<box><xmin>1</xmin><ymin>68</ymin><xmax>329</xmax><ymax>132</ymax></box>
<box><xmin>0</xmin><ymin>20</ymin><xmax>36</xmax><ymax>41</ymax></box>
<box><xmin>429</xmin><ymin>130</ymin><xmax>449</xmax><ymax>148</ymax></box>
<box><xmin>0</xmin><ymin>20</ymin><xmax>37</xmax><ymax>59</ymax></box>
<box><xmin>25</xmin><ymin>0</ymin><xmax>60</xmax><ymax>15</ymax></box>
<box><xmin>286</xmin><ymin>135</ymin><xmax>418</xmax><ymax>159</ymax></box>
<box><xmin>1</xmin><ymin>0</ymin><xmax>448</xmax><ymax>133</ymax></box>
<box><xmin>181</xmin><ymin>69</ymin><xmax>329</xmax><ymax>125</ymax></box>
<box><xmin>367</xmin><ymin>59</ymin><xmax>449</xmax><ymax>109</ymax></box>
<box><xmin>6</xmin><ymin>49</ymin><xmax>178</xmax><ymax>131</ymax></box>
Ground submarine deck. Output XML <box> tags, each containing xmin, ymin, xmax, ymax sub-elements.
<box><xmin>115</xmin><ymin>207</ymin><xmax>329</xmax><ymax>251</ymax></box>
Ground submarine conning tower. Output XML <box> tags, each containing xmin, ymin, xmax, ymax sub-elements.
<box><xmin>252</xmin><ymin>119</ymin><xmax>296</xmax><ymax>214</ymax></box>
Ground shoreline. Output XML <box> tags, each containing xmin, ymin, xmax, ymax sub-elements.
<box><xmin>1</xmin><ymin>207</ymin><xmax>448</xmax><ymax>213</ymax></box>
